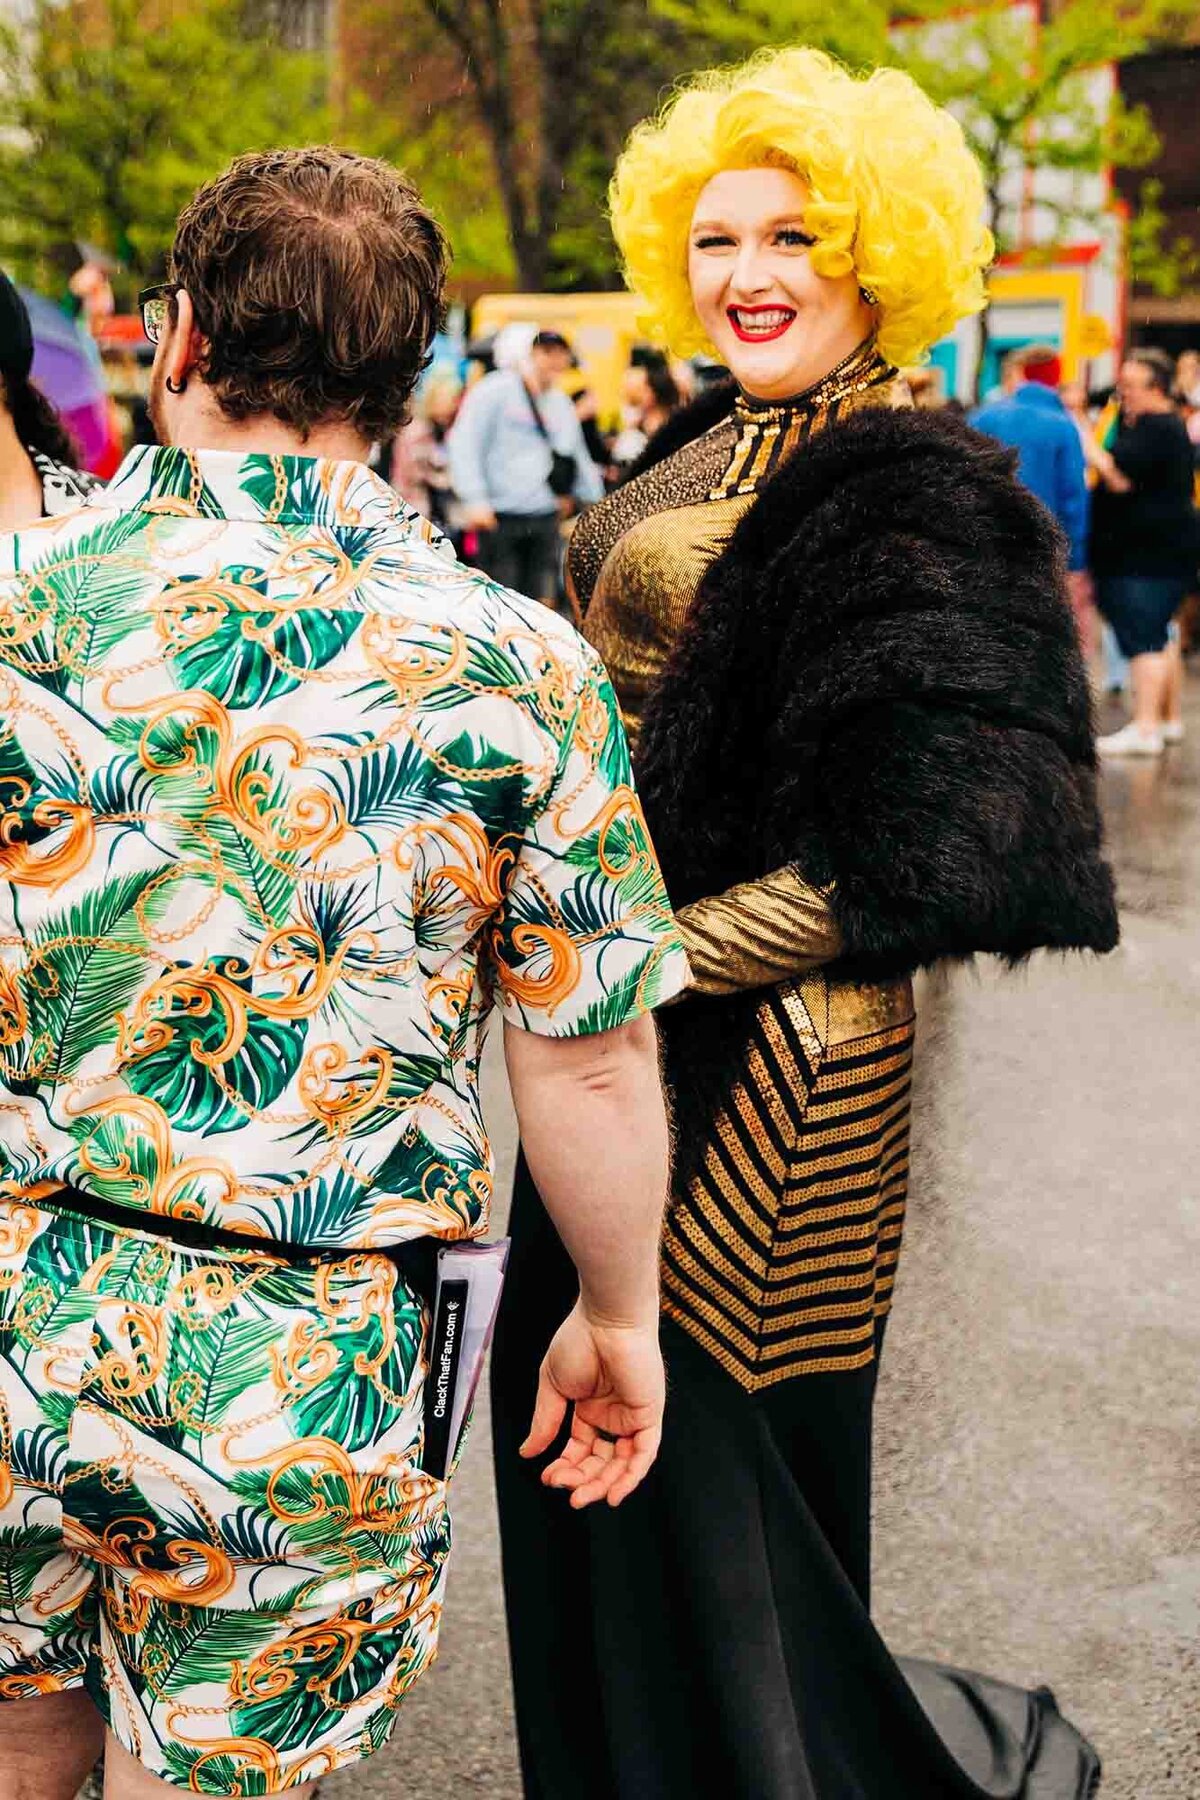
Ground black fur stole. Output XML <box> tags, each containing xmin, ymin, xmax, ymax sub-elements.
<box><xmin>633</xmin><ymin>401</ymin><xmax>1119</xmax><ymax>976</ymax></box>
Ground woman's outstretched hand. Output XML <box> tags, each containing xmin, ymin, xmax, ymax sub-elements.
<box><xmin>520</xmin><ymin>1299</ymin><xmax>665</xmax><ymax>1509</ymax></box>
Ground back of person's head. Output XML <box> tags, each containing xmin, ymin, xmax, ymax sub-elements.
<box><xmin>1003</xmin><ymin>342</ymin><xmax>1061</xmax><ymax>390</ymax></box>
<box><xmin>1017</xmin><ymin>343</ymin><xmax>1062</xmax><ymax>389</ymax></box>
<box><xmin>0</xmin><ymin>271</ymin><xmax>81</xmax><ymax>467</ymax></box>
<box><xmin>170</xmin><ymin>147</ymin><xmax>449</xmax><ymax>442</ymax></box>
<box><xmin>1127</xmin><ymin>347</ymin><xmax>1174</xmax><ymax>396</ymax></box>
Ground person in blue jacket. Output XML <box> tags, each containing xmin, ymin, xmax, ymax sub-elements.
<box><xmin>972</xmin><ymin>344</ymin><xmax>1090</xmax><ymax>637</ymax></box>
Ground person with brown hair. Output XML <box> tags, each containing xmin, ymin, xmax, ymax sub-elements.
<box><xmin>0</xmin><ymin>147</ymin><xmax>688</xmax><ymax>1798</ymax></box>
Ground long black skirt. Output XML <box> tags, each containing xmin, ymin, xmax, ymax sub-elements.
<box><xmin>491</xmin><ymin>1154</ymin><xmax>1101</xmax><ymax>1800</ymax></box>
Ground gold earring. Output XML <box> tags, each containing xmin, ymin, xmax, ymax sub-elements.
<box><xmin>859</xmin><ymin>284</ymin><xmax>879</xmax><ymax>308</ymax></box>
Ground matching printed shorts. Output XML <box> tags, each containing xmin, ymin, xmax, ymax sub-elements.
<box><xmin>0</xmin><ymin>1195</ymin><xmax>450</xmax><ymax>1794</ymax></box>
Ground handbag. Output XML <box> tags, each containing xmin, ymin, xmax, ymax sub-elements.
<box><xmin>524</xmin><ymin>381</ymin><xmax>577</xmax><ymax>498</ymax></box>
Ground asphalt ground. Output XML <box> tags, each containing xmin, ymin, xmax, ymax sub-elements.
<box><xmin>79</xmin><ymin>666</ymin><xmax>1200</xmax><ymax>1799</ymax></box>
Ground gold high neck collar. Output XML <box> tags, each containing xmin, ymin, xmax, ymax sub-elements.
<box><xmin>734</xmin><ymin>337</ymin><xmax>894</xmax><ymax>423</ymax></box>
<box><xmin>710</xmin><ymin>339</ymin><xmax>899</xmax><ymax>502</ymax></box>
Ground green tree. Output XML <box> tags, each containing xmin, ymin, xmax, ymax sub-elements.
<box><xmin>897</xmin><ymin>0</ymin><xmax>1193</xmax><ymax>393</ymax></box>
<box><xmin>333</xmin><ymin>5</ymin><xmax>516</xmax><ymax>285</ymax></box>
<box><xmin>0</xmin><ymin>0</ymin><xmax>329</xmax><ymax>289</ymax></box>
<box><xmin>387</xmin><ymin>0</ymin><xmax>688</xmax><ymax>291</ymax></box>
<box><xmin>1125</xmin><ymin>175</ymin><xmax>1200</xmax><ymax>299</ymax></box>
<box><xmin>649</xmin><ymin>0</ymin><xmax>890</xmax><ymax>66</ymax></box>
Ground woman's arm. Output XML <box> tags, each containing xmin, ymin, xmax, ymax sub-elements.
<box><xmin>674</xmin><ymin>864</ymin><xmax>843</xmax><ymax>996</ymax></box>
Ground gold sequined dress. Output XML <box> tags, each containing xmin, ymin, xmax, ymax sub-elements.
<box><xmin>576</xmin><ymin>340</ymin><xmax>917</xmax><ymax>1393</ymax></box>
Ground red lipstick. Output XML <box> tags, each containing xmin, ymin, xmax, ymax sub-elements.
<box><xmin>727</xmin><ymin>305</ymin><xmax>796</xmax><ymax>344</ymax></box>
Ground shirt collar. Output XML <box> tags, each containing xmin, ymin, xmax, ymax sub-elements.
<box><xmin>97</xmin><ymin>444</ymin><xmax>409</xmax><ymax>528</ymax></box>
<box><xmin>1014</xmin><ymin>382</ymin><xmax>1065</xmax><ymax>413</ymax></box>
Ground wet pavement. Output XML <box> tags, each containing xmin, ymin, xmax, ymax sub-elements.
<box><xmin>332</xmin><ymin>665</ymin><xmax>1199</xmax><ymax>1800</ymax></box>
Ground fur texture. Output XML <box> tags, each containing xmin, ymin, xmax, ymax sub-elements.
<box><xmin>634</xmin><ymin>399</ymin><xmax>1119</xmax><ymax>977</ymax></box>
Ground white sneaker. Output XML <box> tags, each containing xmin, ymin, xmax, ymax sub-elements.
<box><xmin>1096</xmin><ymin>722</ymin><xmax>1165</xmax><ymax>758</ymax></box>
<box><xmin>1161</xmin><ymin>718</ymin><xmax>1185</xmax><ymax>745</ymax></box>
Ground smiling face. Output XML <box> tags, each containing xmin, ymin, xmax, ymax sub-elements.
<box><xmin>687</xmin><ymin>166</ymin><xmax>874</xmax><ymax>401</ymax></box>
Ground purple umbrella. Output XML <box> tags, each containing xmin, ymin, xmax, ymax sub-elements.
<box><xmin>22</xmin><ymin>286</ymin><xmax>110</xmax><ymax>473</ymax></box>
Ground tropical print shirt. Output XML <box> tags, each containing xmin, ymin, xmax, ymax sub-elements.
<box><xmin>0</xmin><ymin>447</ymin><xmax>688</xmax><ymax>1249</ymax></box>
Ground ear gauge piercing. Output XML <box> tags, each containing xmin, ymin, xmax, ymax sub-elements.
<box><xmin>859</xmin><ymin>284</ymin><xmax>880</xmax><ymax>308</ymax></box>
<box><xmin>165</xmin><ymin>375</ymin><xmax>187</xmax><ymax>394</ymax></box>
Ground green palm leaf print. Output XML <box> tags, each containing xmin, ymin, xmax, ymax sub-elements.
<box><xmin>222</xmin><ymin>1506</ymin><xmax>294</xmax><ymax>1568</ymax></box>
<box><xmin>283</xmin><ymin>1050</ymin><xmax>444</xmax><ymax>1154</ymax></box>
<box><xmin>229</xmin><ymin>1463</ymin><xmax>440</xmax><ymax>1574</ymax></box>
<box><xmin>123</xmin><ymin>959</ymin><xmax>305</xmax><ymax>1134</ymax></box>
<box><xmin>0</xmin><ymin>1524</ymin><xmax>68</xmax><ymax>1615</ymax></box>
<box><xmin>115</xmin><ymin>714</ymin><xmax>297</xmax><ymax>926</ymax></box>
<box><xmin>324</xmin><ymin>735</ymin><xmax>458</xmax><ymax>832</ymax></box>
<box><xmin>238</xmin><ymin>453</ymin><xmax>328</xmax><ymax>523</ymax></box>
<box><xmin>50</xmin><ymin>516</ymin><xmax>160</xmax><ymax>667</ymax></box>
<box><xmin>173</xmin><ymin>1312</ymin><xmax>281</xmax><ymax>1443</ymax></box>
<box><xmin>0</xmin><ymin>619</ymin><xmax>68</xmax><ymax>698</ymax></box>
<box><xmin>562</xmin><ymin>808</ymin><xmax>658</xmax><ymax>892</ymax></box>
<box><xmin>161</xmin><ymin>1748</ymin><xmax>282</xmax><ymax>1797</ymax></box>
<box><xmin>141</xmin><ymin>450</ymin><xmax>225</xmax><ymax>519</ymax></box>
<box><xmin>230</xmin><ymin>1596</ymin><xmax>409</xmax><ymax>1752</ymax></box>
<box><xmin>0</xmin><ymin>1136</ymin><xmax>43</xmax><ymax>1185</ymax></box>
<box><xmin>369</xmin><ymin>1120</ymin><xmax>489</xmax><ymax>1236</ymax></box>
<box><xmin>24</xmin><ymin>864</ymin><xmax>176</xmax><ymax>1082</ymax></box>
<box><xmin>93</xmin><ymin>1303</ymin><xmax>279</xmax><ymax>1456</ymax></box>
<box><xmin>243</xmin><ymin>1167</ymin><xmax>379</xmax><ymax>1247</ymax></box>
<box><xmin>17</xmin><ymin>1211</ymin><xmax>101</xmax><ymax>1345</ymax></box>
<box><xmin>553</xmin><ymin>865</ymin><xmax>665</xmax><ymax>943</ymax></box>
<box><xmin>416</xmin><ymin>634</ymin><xmax>551</xmax><ymax>726</ymax></box>
<box><xmin>87</xmin><ymin>753</ymin><xmax>156</xmax><ymax>825</ymax></box>
<box><xmin>282</xmin><ymin>1288</ymin><xmax>423</xmax><ymax>1454</ymax></box>
<box><xmin>0</xmin><ymin>725</ymin><xmax>34</xmax><ymax>806</ymax></box>
<box><xmin>165</xmin><ymin>569</ymin><xmax>363</xmax><ymax>707</ymax></box>
<box><xmin>65</xmin><ymin>1106</ymin><xmax>187</xmax><ymax>1214</ymax></box>
<box><xmin>569</xmin><ymin>956</ymin><xmax>666</xmax><ymax>1036</ymax></box>
<box><xmin>142</xmin><ymin>1603</ymin><xmax>287</xmax><ymax>1701</ymax></box>
<box><xmin>595</xmin><ymin>686</ymin><xmax>632</xmax><ymax>790</ymax></box>
<box><xmin>7</xmin><ymin>1426</ymin><xmax>67</xmax><ymax>1492</ymax></box>
<box><xmin>436</xmin><ymin>732</ymin><xmax>525</xmax><ymax>834</ymax></box>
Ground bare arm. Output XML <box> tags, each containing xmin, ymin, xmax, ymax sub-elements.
<box><xmin>674</xmin><ymin>864</ymin><xmax>843</xmax><ymax>996</ymax></box>
<box><xmin>504</xmin><ymin>1012</ymin><xmax>670</xmax><ymax>1507</ymax></box>
<box><xmin>1083</xmin><ymin>435</ymin><xmax>1132</xmax><ymax>493</ymax></box>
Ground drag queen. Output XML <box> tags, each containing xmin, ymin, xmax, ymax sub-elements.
<box><xmin>492</xmin><ymin>49</ymin><xmax>1117</xmax><ymax>1799</ymax></box>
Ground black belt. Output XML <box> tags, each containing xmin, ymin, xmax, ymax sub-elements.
<box><xmin>22</xmin><ymin>1183</ymin><xmax>439</xmax><ymax>1310</ymax></box>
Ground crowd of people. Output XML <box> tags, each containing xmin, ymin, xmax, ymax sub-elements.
<box><xmin>382</xmin><ymin>327</ymin><xmax>693</xmax><ymax>608</ymax></box>
<box><xmin>0</xmin><ymin>37</ymin><xmax>1186</xmax><ymax>1800</ymax></box>
<box><xmin>970</xmin><ymin>340</ymin><xmax>1199</xmax><ymax>758</ymax></box>
<box><xmin>385</xmin><ymin>313</ymin><xmax>1200</xmax><ymax>727</ymax></box>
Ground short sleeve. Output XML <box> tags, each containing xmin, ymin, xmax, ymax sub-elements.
<box><xmin>488</xmin><ymin>653</ymin><xmax>690</xmax><ymax>1035</ymax></box>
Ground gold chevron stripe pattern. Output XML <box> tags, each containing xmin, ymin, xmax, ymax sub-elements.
<box><xmin>661</xmin><ymin>975</ymin><xmax>915</xmax><ymax>1391</ymax></box>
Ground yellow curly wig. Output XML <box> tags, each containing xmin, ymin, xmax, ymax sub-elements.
<box><xmin>610</xmin><ymin>48</ymin><xmax>993</xmax><ymax>369</ymax></box>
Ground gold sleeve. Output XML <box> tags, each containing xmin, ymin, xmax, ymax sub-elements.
<box><xmin>674</xmin><ymin>865</ymin><xmax>843</xmax><ymax>997</ymax></box>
